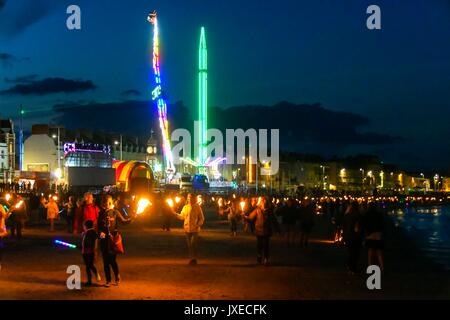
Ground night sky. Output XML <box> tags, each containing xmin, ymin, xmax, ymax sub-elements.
<box><xmin>1</xmin><ymin>0</ymin><xmax>449</xmax><ymax>172</ymax></box>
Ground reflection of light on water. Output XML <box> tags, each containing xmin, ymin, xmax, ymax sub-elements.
<box><xmin>416</xmin><ymin>207</ymin><xmax>440</xmax><ymax>215</ymax></box>
<box><xmin>394</xmin><ymin>205</ymin><xmax>450</xmax><ymax>269</ymax></box>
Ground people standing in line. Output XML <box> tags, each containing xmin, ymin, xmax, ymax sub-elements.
<box><xmin>343</xmin><ymin>201</ymin><xmax>363</xmax><ymax>274</ymax></box>
<box><xmin>299</xmin><ymin>199</ymin><xmax>315</xmax><ymax>248</ymax></box>
<box><xmin>173</xmin><ymin>193</ymin><xmax>205</xmax><ymax>265</ymax></box>
<box><xmin>64</xmin><ymin>196</ymin><xmax>75</xmax><ymax>233</ymax></box>
<box><xmin>81</xmin><ymin>219</ymin><xmax>101</xmax><ymax>286</ymax></box>
<box><xmin>44</xmin><ymin>196</ymin><xmax>59</xmax><ymax>232</ymax></box>
<box><xmin>82</xmin><ymin>192</ymin><xmax>100</xmax><ymax>229</ymax></box>
<box><xmin>97</xmin><ymin>195</ymin><xmax>130</xmax><ymax>287</ymax></box>
<box><xmin>245</xmin><ymin>197</ymin><xmax>277</xmax><ymax>266</ymax></box>
<box><xmin>364</xmin><ymin>202</ymin><xmax>386</xmax><ymax>273</ymax></box>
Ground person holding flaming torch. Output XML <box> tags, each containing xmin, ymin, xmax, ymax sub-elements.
<box><xmin>98</xmin><ymin>195</ymin><xmax>131</xmax><ymax>287</ymax></box>
<box><xmin>173</xmin><ymin>193</ymin><xmax>205</xmax><ymax>265</ymax></box>
<box><xmin>7</xmin><ymin>195</ymin><xmax>27</xmax><ymax>240</ymax></box>
<box><xmin>244</xmin><ymin>196</ymin><xmax>278</xmax><ymax>266</ymax></box>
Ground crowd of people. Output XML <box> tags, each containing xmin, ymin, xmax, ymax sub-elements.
<box><xmin>2</xmin><ymin>190</ymin><xmax>447</xmax><ymax>285</ymax></box>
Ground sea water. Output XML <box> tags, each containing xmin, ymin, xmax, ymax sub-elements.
<box><xmin>389</xmin><ymin>205</ymin><xmax>450</xmax><ymax>270</ymax></box>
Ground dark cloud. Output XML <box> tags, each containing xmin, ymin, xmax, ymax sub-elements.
<box><xmin>121</xmin><ymin>89</ymin><xmax>142</xmax><ymax>97</ymax></box>
<box><xmin>0</xmin><ymin>52</ymin><xmax>29</xmax><ymax>67</ymax></box>
<box><xmin>52</xmin><ymin>100</ymin><xmax>400</xmax><ymax>151</ymax></box>
<box><xmin>0</xmin><ymin>0</ymin><xmax>5</xmax><ymax>10</ymax></box>
<box><xmin>4</xmin><ymin>74</ymin><xmax>38</xmax><ymax>83</ymax></box>
<box><xmin>0</xmin><ymin>52</ymin><xmax>15</xmax><ymax>67</ymax></box>
<box><xmin>0</xmin><ymin>0</ymin><xmax>62</xmax><ymax>37</ymax></box>
<box><xmin>0</xmin><ymin>77</ymin><xmax>97</xmax><ymax>95</ymax></box>
<box><xmin>209</xmin><ymin>102</ymin><xmax>402</xmax><ymax>147</ymax></box>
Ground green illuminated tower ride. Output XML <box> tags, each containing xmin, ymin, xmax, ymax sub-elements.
<box><xmin>180</xmin><ymin>27</ymin><xmax>225</xmax><ymax>175</ymax></box>
<box><xmin>198</xmin><ymin>27</ymin><xmax>207</xmax><ymax>167</ymax></box>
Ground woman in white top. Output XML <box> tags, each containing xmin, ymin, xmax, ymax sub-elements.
<box><xmin>44</xmin><ymin>197</ymin><xmax>59</xmax><ymax>232</ymax></box>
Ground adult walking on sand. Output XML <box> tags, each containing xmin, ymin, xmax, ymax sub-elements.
<box><xmin>174</xmin><ymin>193</ymin><xmax>205</xmax><ymax>265</ymax></box>
<box><xmin>364</xmin><ymin>202</ymin><xmax>386</xmax><ymax>273</ymax></box>
<box><xmin>44</xmin><ymin>196</ymin><xmax>59</xmax><ymax>232</ymax></box>
<box><xmin>98</xmin><ymin>195</ymin><xmax>130</xmax><ymax>287</ymax></box>
<box><xmin>343</xmin><ymin>201</ymin><xmax>363</xmax><ymax>274</ymax></box>
<box><xmin>245</xmin><ymin>196</ymin><xmax>278</xmax><ymax>266</ymax></box>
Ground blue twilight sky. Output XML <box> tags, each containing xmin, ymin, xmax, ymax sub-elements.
<box><xmin>0</xmin><ymin>0</ymin><xmax>450</xmax><ymax>171</ymax></box>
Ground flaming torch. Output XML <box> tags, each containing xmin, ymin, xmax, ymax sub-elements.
<box><xmin>136</xmin><ymin>198</ymin><xmax>152</xmax><ymax>215</ymax></box>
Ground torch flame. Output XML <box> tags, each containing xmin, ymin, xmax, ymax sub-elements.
<box><xmin>166</xmin><ymin>198</ymin><xmax>174</xmax><ymax>208</ymax></box>
<box><xmin>240</xmin><ymin>201</ymin><xmax>246</xmax><ymax>212</ymax></box>
<box><xmin>136</xmin><ymin>198</ymin><xmax>151</xmax><ymax>215</ymax></box>
<box><xmin>15</xmin><ymin>200</ymin><xmax>24</xmax><ymax>209</ymax></box>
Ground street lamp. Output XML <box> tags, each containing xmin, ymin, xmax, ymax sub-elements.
<box><xmin>360</xmin><ymin>168</ymin><xmax>365</xmax><ymax>192</ymax></box>
<box><xmin>320</xmin><ymin>165</ymin><xmax>327</xmax><ymax>190</ymax></box>
<box><xmin>51</xmin><ymin>127</ymin><xmax>61</xmax><ymax>178</ymax></box>
<box><xmin>114</xmin><ymin>134</ymin><xmax>123</xmax><ymax>160</ymax></box>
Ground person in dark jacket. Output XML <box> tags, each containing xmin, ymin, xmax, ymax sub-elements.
<box><xmin>98</xmin><ymin>195</ymin><xmax>130</xmax><ymax>287</ymax></box>
<box><xmin>343</xmin><ymin>201</ymin><xmax>363</xmax><ymax>274</ymax></box>
<box><xmin>81</xmin><ymin>219</ymin><xmax>101</xmax><ymax>286</ymax></box>
<box><xmin>65</xmin><ymin>196</ymin><xmax>75</xmax><ymax>233</ymax></box>
<box><xmin>7</xmin><ymin>196</ymin><xmax>27</xmax><ymax>241</ymax></box>
<box><xmin>364</xmin><ymin>202</ymin><xmax>386</xmax><ymax>272</ymax></box>
<box><xmin>299</xmin><ymin>199</ymin><xmax>315</xmax><ymax>248</ymax></box>
<box><xmin>280</xmin><ymin>198</ymin><xmax>298</xmax><ymax>247</ymax></box>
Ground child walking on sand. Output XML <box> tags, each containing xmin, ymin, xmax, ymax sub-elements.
<box><xmin>81</xmin><ymin>219</ymin><xmax>101</xmax><ymax>286</ymax></box>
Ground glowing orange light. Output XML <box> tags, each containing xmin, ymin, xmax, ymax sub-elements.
<box><xmin>240</xmin><ymin>201</ymin><xmax>246</xmax><ymax>212</ymax></box>
<box><xmin>166</xmin><ymin>198</ymin><xmax>174</xmax><ymax>208</ymax></box>
<box><xmin>136</xmin><ymin>198</ymin><xmax>151</xmax><ymax>215</ymax></box>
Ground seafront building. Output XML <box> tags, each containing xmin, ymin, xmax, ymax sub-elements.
<box><xmin>2</xmin><ymin>122</ymin><xmax>444</xmax><ymax>195</ymax></box>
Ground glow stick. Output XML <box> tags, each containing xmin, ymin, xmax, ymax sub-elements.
<box><xmin>54</xmin><ymin>240</ymin><xmax>77</xmax><ymax>249</ymax></box>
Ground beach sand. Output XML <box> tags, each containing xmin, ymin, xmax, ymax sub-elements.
<box><xmin>0</xmin><ymin>208</ymin><xmax>449</xmax><ymax>299</ymax></box>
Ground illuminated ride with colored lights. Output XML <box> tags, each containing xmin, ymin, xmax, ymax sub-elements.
<box><xmin>148</xmin><ymin>11</ymin><xmax>176</xmax><ymax>179</ymax></box>
<box><xmin>113</xmin><ymin>160</ymin><xmax>154</xmax><ymax>195</ymax></box>
<box><xmin>180</xmin><ymin>27</ymin><xmax>226</xmax><ymax>175</ymax></box>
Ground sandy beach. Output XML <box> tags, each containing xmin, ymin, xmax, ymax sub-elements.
<box><xmin>0</xmin><ymin>208</ymin><xmax>449</xmax><ymax>300</ymax></box>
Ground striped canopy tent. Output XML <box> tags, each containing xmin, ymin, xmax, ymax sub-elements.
<box><xmin>113</xmin><ymin>160</ymin><xmax>154</xmax><ymax>192</ymax></box>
